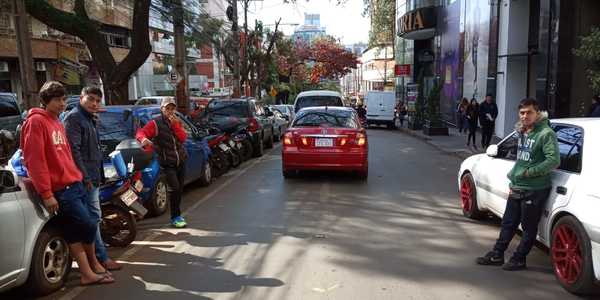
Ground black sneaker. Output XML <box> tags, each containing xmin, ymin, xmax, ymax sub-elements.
<box><xmin>502</xmin><ymin>258</ymin><xmax>526</xmax><ymax>271</ymax></box>
<box><xmin>476</xmin><ymin>251</ymin><xmax>504</xmax><ymax>266</ymax></box>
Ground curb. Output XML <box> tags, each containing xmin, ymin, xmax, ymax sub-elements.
<box><xmin>396</xmin><ymin>127</ymin><xmax>474</xmax><ymax>160</ymax></box>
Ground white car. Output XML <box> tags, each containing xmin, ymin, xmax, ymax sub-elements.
<box><xmin>458</xmin><ymin>118</ymin><xmax>600</xmax><ymax>295</ymax></box>
<box><xmin>293</xmin><ymin>90</ymin><xmax>344</xmax><ymax>113</ymax></box>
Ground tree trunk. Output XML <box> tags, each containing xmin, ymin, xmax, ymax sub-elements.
<box><xmin>105</xmin><ymin>81</ymin><xmax>130</xmax><ymax>105</ymax></box>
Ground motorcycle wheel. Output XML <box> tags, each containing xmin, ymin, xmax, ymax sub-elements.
<box><xmin>211</xmin><ymin>148</ymin><xmax>230</xmax><ymax>177</ymax></box>
<box><xmin>101</xmin><ymin>204</ymin><xmax>137</xmax><ymax>247</ymax></box>
<box><xmin>229</xmin><ymin>149</ymin><xmax>241</xmax><ymax>168</ymax></box>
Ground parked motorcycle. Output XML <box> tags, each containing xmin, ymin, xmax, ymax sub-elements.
<box><xmin>229</xmin><ymin>124</ymin><xmax>253</xmax><ymax>162</ymax></box>
<box><xmin>99</xmin><ymin>140</ymin><xmax>150</xmax><ymax>247</ymax></box>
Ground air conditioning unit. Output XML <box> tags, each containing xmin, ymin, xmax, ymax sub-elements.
<box><xmin>0</xmin><ymin>62</ymin><xmax>8</xmax><ymax>72</ymax></box>
<box><xmin>35</xmin><ymin>62</ymin><xmax>46</xmax><ymax>71</ymax></box>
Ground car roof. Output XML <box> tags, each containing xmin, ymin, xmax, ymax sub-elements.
<box><xmin>550</xmin><ymin>118</ymin><xmax>600</xmax><ymax>128</ymax></box>
<box><xmin>297</xmin><ymin>106</ymin><xmax>354</xmax><ymax>113</ymax></box>
<box><xmin>296</xmin><ymin>90</ymin><xmax>342</xmax><ymax>98</ymax></box>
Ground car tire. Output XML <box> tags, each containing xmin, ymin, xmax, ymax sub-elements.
<box><xmin>198</xmin><ymin>160</ymin><xmax>212</xmax><ymax>187</ymax></box>
<box><xmin>147</xmin><ymin>175</ymin><xmax>168</xmax><ymax>217</ymax></box>
<box><xmin>551</xmin><ymin>216</ymin><xmax>598</xmax><ymax>295</ymax></box>
<box><xmin>253</xmin><ymin>133</ymin><xmax>264</xmax><ymax>157</ymax></box>
<box><xmin>357</xmin><ymin>167</ymin><xmax>368</xmax><ymax>180</ymax></box>
<box><xmin>24</xmin><ymin>225</ymin><xmax>72</xmax><ymax>296</ymax></box>
<box><xmin>101</xmin><ymin>204</ymin><xmax>137</xmax><ymax>247</ymax></box>
<box><xmin>283</xmin><ymin>169</ymin><xmax>296</xmax><ymax>179</ymax></box>
<box><xmin>460</xmin><ymin>173</ymin><xmax>485</xmax><ymax>219</ymax></box>
<box><xmin>387</xmin><ymin>121</ymin><xmax>396</xmax><ymax>130</ymax></box>
<box><xmin>266</xmin><ymin>128</ymin><xmax>275</xmax><ymax>149</ymax></box>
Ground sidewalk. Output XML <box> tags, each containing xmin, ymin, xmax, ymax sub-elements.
<box><xmin>396</xmin><ymin>125</ymin><xmax>485</xmax><ymax>160</ymax></box>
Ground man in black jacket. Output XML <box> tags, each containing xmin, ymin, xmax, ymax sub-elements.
<box><xmin>479</xmin><ymin>94</ymin><xmax>498</xmax><ymax>149</ymax></box>
<box><xmin>64</xmin><ymin>87</ymin><xmax>122</xmax><ymax>271</ymax></box>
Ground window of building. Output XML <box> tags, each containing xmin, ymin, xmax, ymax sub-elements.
<box><xmin>102</xmin><ymin>32</ymin><xmax>131</xmax><ymax>48</ymax></box>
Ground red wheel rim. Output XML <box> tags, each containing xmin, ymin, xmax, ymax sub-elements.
<box><xmin>552</xmin><ymin>224</ymin><xmax>583</xmax><ymax>285</ymax></box>
<box><xmin>460</xmin><ymin>177</ymin><xmax>472</xmax><ymax>213</ymax></box>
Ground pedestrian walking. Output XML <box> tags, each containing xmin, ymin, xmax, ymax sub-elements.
<box><xmin>476</xmin><ymin>98</ymin><xmax>559</xmax><ymax>271</ymax></box>
<box><xmin>479</xmin><ymin>94</ymin><xmax>498</xmax><ymax>149</ymax></box>
<box><xmin>136</xmin><ymin>98</ymin><xmax>188</xmax><ymax>228</ymax></box>
<box><xmin>397</xmin><ymin>101</ymin><xmax>408</xmax><ymax>127</ymax></box>
<box><xmin>466</xmin><ymin>98</ymin><xmax>479</xmax><ymax>149</ymax></box>
<box><xmin>20</xmin><ymin>81</ymin><xmax>114</xmax><ymax>285</ymax></box>
<box><xmin>64</xmin><ymin>86</ymin><xmax>122</xmax><ymax>272</ymax></box>
<box><xmin>457</xmin><ymin>97</ymin><xmax>469</xmax><ymax>134</ymax></box>
<box><xmin>588</xmin><ymin>95</ymin><xmax>600</xmax><ymax>117</ymax></box>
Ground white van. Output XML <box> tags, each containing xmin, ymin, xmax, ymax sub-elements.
<box><xmin>293</xmin><ymin>90</ymin><xmax>344</xmax><ymax>113</ymax></box>
<box><xmin>365</xmin><ymin>91</ymin><xmax>396</xmax><ymax>129</ymax></box>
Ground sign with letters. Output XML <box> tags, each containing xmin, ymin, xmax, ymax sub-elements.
<box><xmin>397</xmin><ymin>6</ymin><xmax>437</xmax><ymax>37</ymax></box>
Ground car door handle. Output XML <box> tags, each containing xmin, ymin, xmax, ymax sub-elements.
<box><xmin>556</xmin><ymin>186</ymin><xmax>567</xmax><ymax>195</ymax></box>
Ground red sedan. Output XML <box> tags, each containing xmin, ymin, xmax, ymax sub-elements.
<box><xmin>281</xmin><ymin>107</ymin><xmax>368</xmax><ymax>179</ymax></box>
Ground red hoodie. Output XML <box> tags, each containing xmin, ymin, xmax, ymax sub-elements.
<box><xmin>21</xmin><ymin>108</ymin><xmax>82</xmax><ymax>199</ymax></box>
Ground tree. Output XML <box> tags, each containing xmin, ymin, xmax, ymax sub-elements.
<box><xmin>309</xmin><ymin>37</ymin><xmax>358</xmax><ymax>84</ymax></box>
<box><xmin>574</xmin><ymin>27</ymin><xmax>600</xmax><ymax>95</ymax></box>
<box><xmin>25</xmin><ymin>0</ymin><xmax>152</xmax><ymax>104</ymax></box>
<box><xmin>363</xmin><ymin>0</ymin><xmax>395</xmax><ymax>47</ymax></box>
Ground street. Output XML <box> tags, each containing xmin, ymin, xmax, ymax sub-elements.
<box><xmin>31</xmin><ymin>129</ymin><xmax>580</xmax><ymax>300</ymax></box>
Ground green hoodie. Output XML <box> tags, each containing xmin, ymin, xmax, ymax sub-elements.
<box><xmin>507</xmin><ymin>112</ymin><xmax>560</xmax><ymax>190</ymax></box>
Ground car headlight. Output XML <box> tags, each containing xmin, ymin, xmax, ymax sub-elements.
<box><xmin>104</xmin><ymin>165</ymin><xmax>117</xmax><ymax>179</ymax></box>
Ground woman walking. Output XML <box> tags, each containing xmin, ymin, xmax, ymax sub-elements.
<box><xmin>466</xmin><ymin>98</ymin><xmax>479</xmax><ymax>149</ymax></box>
<box><xmin>457</xmin><ymin>98</ymin><xmax>469</xmax><ymax>134</ymax></box>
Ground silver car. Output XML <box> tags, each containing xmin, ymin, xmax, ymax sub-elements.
<box><xmin>0</xmin><ymin>166</ymin><xmax>71</xmax><ymax>296</ymax></box>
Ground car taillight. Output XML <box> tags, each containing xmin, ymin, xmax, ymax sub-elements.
<box><xmin>340</xmin><ymin>137</ymin><xmax>348</xmax><ymax>146</ymax></box>
<box><xmin>357</xmin><ymin>133</ymin><xmax>366</xmax><ymax>146</ymax></box>
<box><xmin>283</xmin><ymin>132</ymin><xmax>294</xmax><ymax>145</ymax></box>
<box><xmin>248</xmin><ymin>118</ymin><xmax>259</xmax><ymax>132</ymax></box>
<box><xmin>301</xmin><ymin>137</ymin><xmax>309</xmax><ymax>146</ymax></box>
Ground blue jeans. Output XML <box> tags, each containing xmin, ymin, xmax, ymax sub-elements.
<box><xmin>86</xmin><ymin>186</ymin><xmax>108</xmax><ymax>262</ymax></box>
<box><xmin>54</xmin><ymin>182</ymin><xmax>97</xmax><ymax>244</ymax></box>
<box><xmin>493</xmin><ymin>188</ymin><xmax>551</xmax><ymax>261</ymax></box>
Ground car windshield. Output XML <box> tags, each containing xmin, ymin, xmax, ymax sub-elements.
<box><xmin>0</xmin><ymin>95</ymin><xmax>19</xmax><ymax>117</ymax></box>
<box><xmin>295</xmin><ymin>96</ymin><xmax>343</xmax><ymax>111</ymax></box>
<box><xmin>207</xmin><ymin>101</ymin><xmax>247</xmax><ymax>118</ymax></box>
<box><xmin>98</xmin><ymin>111</ymin><xmax>134</xmax><ymax>141</ymax></box>
<box><xmin>293</xmin><ymin>110</ymin><xmax>357</xmax><ymax>128</ymax></box>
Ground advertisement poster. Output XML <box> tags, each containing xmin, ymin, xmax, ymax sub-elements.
<box><xmin>462</xmin><ymin>0</ymin><xmax>491</xmax><ymax>102</ymax></box>
<box><xmin>439</xmin><ymin>0</ymin><xmax>462</xmax><ymax>122</ymax></box>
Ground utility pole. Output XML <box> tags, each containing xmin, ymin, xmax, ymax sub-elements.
<box><xmin>173</xmin><ymin>0</ymin><xmax>188</xmax><ymax>113</ymax></box>
<box><xmin>230</xmin><ymin>0</ymin><xmax>241</xmax><ymax>97</ymax></box>
<box><xmin>14</xmin><ymin>0</ymin><xmax>38</xmax><ymax>109</ymax></box>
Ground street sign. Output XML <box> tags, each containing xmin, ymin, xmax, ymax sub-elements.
<box><xmin>167</xmin><ymin>71</ymin><xmax>181</xmax><ymax>86</ymax></box>
<box><xmin>395</xmin><ymin>64</ymin><xmax>411</xmax><ymax>77</ymax></box>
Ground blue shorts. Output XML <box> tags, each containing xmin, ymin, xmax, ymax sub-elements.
<box><xmin>54</xmin><ymin>182</ymin><xmax>97</xmax><ymax>244</ymax></box>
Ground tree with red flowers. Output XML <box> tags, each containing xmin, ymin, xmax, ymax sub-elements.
<box><xmin>309</xmin><ymin>37</ymin><xmax>358</xmax><ymax>84</ymax></box>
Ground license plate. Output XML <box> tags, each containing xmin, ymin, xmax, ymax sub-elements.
<box><xmin>228</xmin><ymin>140</ymin><xmax>236</xmax><ymax>147</ymax></box>
<box><xmin>120</xmin><ymin>189</ymin><xmax>138</xmax><ymax>206</ymax></box>
<box><xmin>315</xmin><ymin>138</ymin><xmax>333</xmax><ymax>147</ymax></box>
<box><xmin>218</xmin><ymin>143</ymin><xmax>230</xmax><ymax>151</ymax></box>
<box><xmin>134</xmin><ymin>180</ymin><xmax>143</xmax><ymax>193</ymax></box>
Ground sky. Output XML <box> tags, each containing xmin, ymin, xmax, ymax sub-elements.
<box><xmin>243</xmin><ymin>0</ymin><xmax>370</xmax><ymax>45</ymax></box>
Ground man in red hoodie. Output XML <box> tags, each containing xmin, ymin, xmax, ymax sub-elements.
<box><xmin>20</xmin><ymin>81</ymin><xmax>114</xmax><ymax>286</ymax></box>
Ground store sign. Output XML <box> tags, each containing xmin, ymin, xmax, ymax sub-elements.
<box><xmin>395</xmin><ymin>64</ymin><xmax>411</xmax><ymax>77</ymax></box>
<box><xmin>398</xmin><ymin>7</ymin><xmax>437</xmax><ymax>37</ymax></box>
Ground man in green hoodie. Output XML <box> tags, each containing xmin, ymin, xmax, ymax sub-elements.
<box><xmin>476</xmin><ymin>98</ymin><xmax>560</xmax><ymax>271</ymax></box>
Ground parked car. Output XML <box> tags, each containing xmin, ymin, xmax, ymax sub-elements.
<box><xmin>282</xmin><ymin>106</ymin><xmax>368</xmax><ymax>179</ymax></box>
<box><xmin>0</xmin><ymin>93</ymin><xmax>21</xmax><ymax>164</ymax></box>
<box><xmin>458</xmin><ymin>118</ymin><xmax>600</xmax><ymax>295</ymax></box>
<box><xmin>270</xmin><ymin>107</ymin><xmax>289</xmax><ymax>142</ymax></box>
<box><xmin>0</xmin><ymin>166</ymin><xmax>72</xmax><ymax>296</ymax></box>
<box><xmin>293</xmin><ymin>90</ymin><xmax>344</xmax><ymax>113</ymax></box>
<box><xmin>97</xmin><ymin>106</ymin><xmax>211</xmax><ymax>216</ymax></box>
<box><xmin>196</xmin><ymin>98</ymin><xmax>275</xmax><ymax>157</ymax></box>
<box><xmin>271</xmin><ymin>104</ymin><xmax>295</xmax><ymax>122</ymax></box>
<box><xmin>134</xmin><ymin>96</ymin><xmax>173</xmax><ymax>106</ymax></box>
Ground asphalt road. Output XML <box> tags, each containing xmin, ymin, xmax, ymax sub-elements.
<box><xmin>30</xmin><ymin>128</ymin><xmax>587</xmax><ymax>300</ymax></box>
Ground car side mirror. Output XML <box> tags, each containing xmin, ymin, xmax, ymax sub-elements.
<box><xmin>486</xmin><ymin>144</ymin><xmax>499</xmax><ymax>157</ymax></box>
<box><xmin>0</xmin><ymin>169</ymin><xmax>20</xmax><ymax>193</ymax></box>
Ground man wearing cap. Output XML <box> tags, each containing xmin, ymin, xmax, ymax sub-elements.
<box><xmin>136</xmin><ymin>98</ymin><xmax>188</xmax><ymax>228</ymax></box>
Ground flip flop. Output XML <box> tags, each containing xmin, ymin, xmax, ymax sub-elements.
<box><xmin>80</xmin><ymin>274</ymin><xmax>115</xmax><ymax>286</ymax></box>
<box><xmin>95</xmin><ymin>270</ymin><xmax>113</xmax><ymax>277</ymax></box>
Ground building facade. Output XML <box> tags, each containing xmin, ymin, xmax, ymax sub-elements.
<box><xmin>395</xmin><ymin>0</ymin><xmax>600</xmax><ymax>138</ymax></box>
<box><xmin>293</xmin><ymin>13</ymin><xmax>327</xmax><ymax>44</ymax></box>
